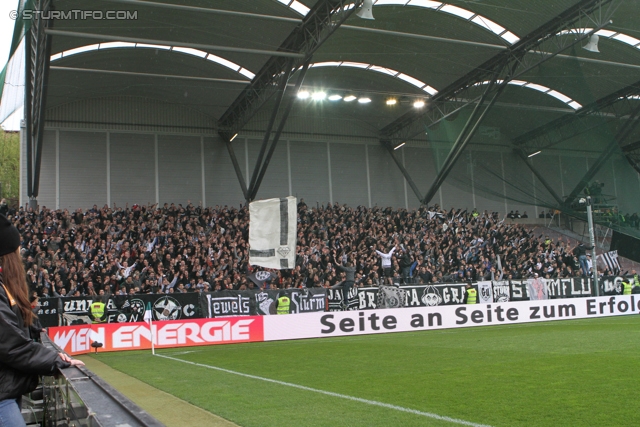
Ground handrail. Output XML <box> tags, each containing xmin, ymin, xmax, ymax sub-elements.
<box><xmin>21</xmin><ymin>335</ymin><xmax>164</xmax><ymax>427</ymax></box>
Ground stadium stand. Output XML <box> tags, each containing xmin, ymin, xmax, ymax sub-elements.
<box><xmin>8</xmin><ymin>202</ymin><xmax>632</xmax><ymax>300</ymax></box>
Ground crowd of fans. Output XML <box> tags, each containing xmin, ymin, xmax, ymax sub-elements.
<box><xmin>3</xmin><ymin>199</ymin><xmax>620</xmax><ymax>299</ymax></box>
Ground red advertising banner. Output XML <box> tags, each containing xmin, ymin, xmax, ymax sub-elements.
<box><xmin>48</xmin><ymin>316</ymin><xmax>265</xmax><ymax>356</ymax></box>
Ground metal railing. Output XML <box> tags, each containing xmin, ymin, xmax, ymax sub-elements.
<box><xmin>21</xmin><ymin>335</ymin><xmax>164</xmax><ymax>427</ymax></box>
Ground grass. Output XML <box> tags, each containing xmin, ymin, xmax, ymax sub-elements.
<box><xmin>94</xmin><ymin>315</ymin><xmax>640</xmax><ymax>427</ymax></box>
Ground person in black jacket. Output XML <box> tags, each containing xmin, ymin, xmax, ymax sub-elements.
<box><xmin>334</xmin><ymin>252</ymin><xmax>356</xmax><ymax>310</ymax></box>
<box><xmin>0</xmin><ymin>214</ymin><xmax>84</xmax><ymax>427</ymax></box>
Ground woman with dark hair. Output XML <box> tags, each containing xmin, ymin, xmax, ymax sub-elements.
<box><xmin>0</xmin><ymin>214</ymin><xmax>84</xmax><ymax>427</ymax></box>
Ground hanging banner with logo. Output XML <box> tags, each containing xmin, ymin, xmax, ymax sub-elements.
<box><xmin>327</xmin><ymin>286</ymin><xmax>359</xmax><ymax>311</ymax></box>
<box><xmin>112</xmin><ymin>294</ymin><xmax>200</xmax><ymax>322</ymax></box>
<box><xmin>249</xmin><ymin>196</ymin><xmax>297</xmax><ymax>269</ymax></box>
<box><xmin>492</xmin><ymin>281</ymin><xmax>511</xmax><ymax>302</ymax></box>
<box><xmin>477</xmin><ymin>281</ymin><xmax>493</xmax><ymax>304</ymax></box>
<box><xmin>377</xmin><ymin>285</ymin><xmax>407</xmax><ymax>308</ymax></box>
<box><xmin>527</xmin><ymin>278</ymin><xmax>549</xmax><ymax>301</ymax></box>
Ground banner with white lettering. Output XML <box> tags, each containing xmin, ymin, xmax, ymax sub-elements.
<box><xmin>353</xmin><ymin>284</ymin><xmax>468</xmax><ymax>310</ymax></box>
<box><xmin>49</xmin><ymin>316</ymin><xmax>264</xmax><ymax>356</ymax></box>
<box><xmin>205</xmin><ymin>289</ymin><xmax>327</xmax><ymax>317</ymax></box>
<box><xmin>44</xmin><ymin>294</ymin><xmax>201</xmax><ymax>327</ymax></box>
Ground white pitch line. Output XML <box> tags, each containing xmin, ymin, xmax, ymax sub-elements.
<box><xmin>156</xmin><ymin>354</ymin><xmax>492</xmax><ymax>427</ymax></box>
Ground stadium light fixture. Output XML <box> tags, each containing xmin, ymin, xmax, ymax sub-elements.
<box><xmin>356</xmin><ymin>0</ymin><xmax>375</xmax><ymax>20</ymax></box>
<box><xmin>583</xmin><ymin>34</ymin><xmax>600</xmax><ymax>53</ymax></box>
<box><xmin>386</xmin><ymin>98</ymin><xmax>398</xmax><ymax>106</ymax></box>
<box><xmin>312</xmin><ymin>91</ymin><xmax>327</xmax><ymax>101</ymax></box>
<box><xmin>358</xmin><ymin>97</ymin><xmax>372</xmax><ymax>104</ymax></box>
<box><xmin>394</xmin><ymin>142</ymin><xmax>406</xmax><ymax>150</ymax></box>
<box><xmin>328</xmin><ymin>94</ymin><xmax>342</xmax><ymax>101</ymax></box>
<box><xmin>413</xmin><ymin>100</ymin><xmax>426</xmax><ymax>108</ymax></box>
<box><xmin>229</xmin><ymin>133</ymin><xmax>238</xmax><ymax>142</ymax></box>
<box><xmin>528</xmin><ymin>150</ymin><xmax>542</xmax><ymax>158</ymax></box>
<box><xmin>343</xmin><ymin>95</ymin><xmax>357</xmax><ymax>102</ymax></box>
<box><xmin>297</xmin><ymin>90</ymin><xmax>310</xmax><ymax>99</ymax></box>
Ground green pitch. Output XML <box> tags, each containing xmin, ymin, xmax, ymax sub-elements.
<box><xmin>94</xmin><ymin>316</ymin><xmax>640</xmax><ymax>427</ymax></box>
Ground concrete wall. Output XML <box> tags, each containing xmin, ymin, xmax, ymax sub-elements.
<box><xmin>22</xmin><ymin>127</ymin><xmax>640</xmax><ymax>216</ymax></box>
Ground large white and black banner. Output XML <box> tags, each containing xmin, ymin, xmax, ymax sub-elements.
<box><xmin>205</xmin><ymin>289</ymin><xmax>326</xmax><ymax>317</ymax></box>
<box><xmin>249</xmin><ymin>196</ymin><xmax>297</xmax><ymax>269</ymax></box>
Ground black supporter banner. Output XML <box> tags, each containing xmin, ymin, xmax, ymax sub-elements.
<box><xmin>204</xmin><ymin>288</ymin><xmax>327</xmax><ymax>317</ymax></box>
<box><xmin>40</xmin><ymin>293</ymin><xmax>201</xmax><ymax>327</ymax></box>
<box><xmin>39</xmin><ymin>276</ymin><xmax>630</xmax><ymax>326</ymax></box>
<box><xmin>327</xmin><ymin>286</ymin><xmax>359</xmax><ymax>311</ymax></box>
<box><xmin>350</xmin><ymin>284</ymin><xmax>468</xmax><ymax>310</ymax></box>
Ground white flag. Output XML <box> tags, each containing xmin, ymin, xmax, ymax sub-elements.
<box><xmin>143</xmin><ymin>301</ymin><xmax>152</xmax><ymax>322</ymax></box>
<box><xmin>249</xmin><ymin>197</ymin><xmax>297</xmax><ymax>269</ymax></box>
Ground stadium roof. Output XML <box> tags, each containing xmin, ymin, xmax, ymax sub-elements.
<box><xmin>7</xmin><ymin>1</ymin><xmax>632</xmax><ymax>138</ymax></box>
<box><xmin>2</xmin><ymin>0</ymin><xmax>640</xmax><ymax>205</ymax></box>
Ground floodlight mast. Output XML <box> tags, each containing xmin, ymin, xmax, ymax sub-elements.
<box><xmin>585</xmin><ymin>196</ymin><xmax>600</xmax><ymax>297</ymax></box>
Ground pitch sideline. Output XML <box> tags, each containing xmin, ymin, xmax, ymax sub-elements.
<box><xmin>156</xmin><ymin>353</ymin><xmax>492</xmax><ymax>427</ymax></box>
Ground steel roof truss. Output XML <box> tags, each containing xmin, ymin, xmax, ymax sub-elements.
<box><xmin>218</xmin><ymin>0</ymin><xmax>363</xmax><ymax>140</ymax></box>
<box><xmin>249</xmin><ymin>62</ymin><xmax>311</xmax><ymax>202</ymax></box>
<box><xmin>26</xmin><ymin>0</ymin><xmax>53</xmax><ymax>203</ymax></box>
<box><xmin>247</xmin><ymin>58</ymin><xmax>294</xmax><ymax>200</ymax></box>
<box><xmin>564</xmin><ymin>100</ymin><xmax>640</xmax><ymax>205</ymax></box>
<box><xmin>379</xmin><ymin>0</ymin><xmax>620</xmax><ymax>146</ymax></box>
<box><xmin>514</xmin><ymin>79</ymin><xmax>640</xmax><ymax>153</ymax></box>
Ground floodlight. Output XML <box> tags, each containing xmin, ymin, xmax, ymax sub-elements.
<box><xmin>356</xmin><ymin>0</ymin><xmax>375</xmax><ymax>20</ymax></box>
<box><xmin>343</xmin><ymin>95</ymin><xmax>357</xmax><ymax>102</ymax></box>
<box><xmin>297</xmin><ymin>90</ymin><xmax>310</xmax><ymax>99</ymax></box>
<box><xmin>312</xmin><ymin>91</ymin><xmax>326</xmax><ymax>101</ymax></box>
<box><xmin>583</xmin><ymin>34</ymin><xmax>600</xmax><ymax>53</ymax></box>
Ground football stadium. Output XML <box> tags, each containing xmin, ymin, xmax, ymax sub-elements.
<box><xmin>1</xmin><ymin>0</ymin><xmax>640</xmax><ymax>426</ymax></box>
